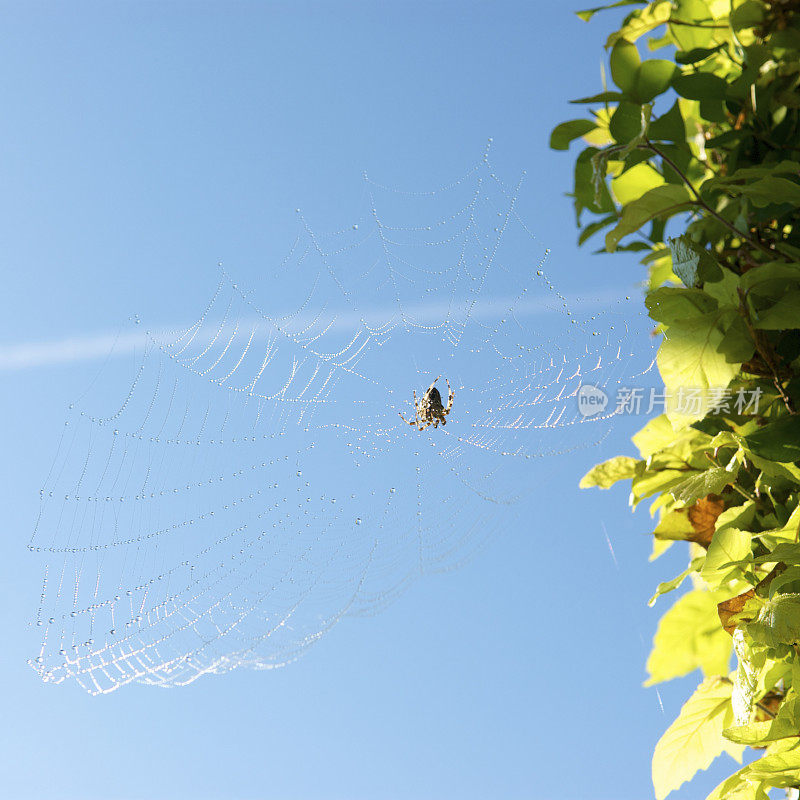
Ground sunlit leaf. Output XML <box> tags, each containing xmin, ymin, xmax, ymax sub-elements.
<box><xmin>646</xmin><ymin>589</ymin><xmax>732</xmax><ymax>686</ymax></box>
<box><xmin>550</xmin><ymin>119</ymin><xmax>599</xmax><ymax>151</ymax></box>
<box><xmin>652</xmin><ymin>677</ymin><xmax>743</xmax><ymax>800</ymax></box>
<box><xmin>579</xmin><ymin>455</ymin><xmax>640</xmax><ymax>489</ymax></box>
<box><xmin>575</xmin><ymin>0</ymin><xmax>645</xmax><ymax>23</ymax></box>
<box><xmin>605</xmin><ymin>184</ymin><xmax>693</xmax><ymax>251</ymax></box>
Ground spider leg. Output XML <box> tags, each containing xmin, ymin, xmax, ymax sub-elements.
<box><xmin>443</xmin><ymin>378</ymin><xmax>454</xmax><ymax>414</ymax></box>
<box><xmin>398</xmin><ymin>412</ymin><xmax>417</xmax><ymax>427</ymax></box>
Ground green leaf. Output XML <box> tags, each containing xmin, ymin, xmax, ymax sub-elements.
<box><xmin>730</xmin><ymin>0</ymin><xmax>765</xmax><ymax>31</ymax></box>
<box><xmin>606</xmin><ymin>1</ymin><xmax>671</xmax><ymax>46</ymax></box>
<box><xmin>611</xmin><ymin>162</ymin><xmax>664</xmax><ymax>205</ymax></box>
<box><xmin>578</xmin><ymin>214</ymin><xmax>618</xmax><ymax>245</ymax></box>
<box><xmin>701</xmin><ymin>528</ymin><xmax>752</xmax><ymax>589</ymax></box>
<box><xmin>768</xmin><ymin>567</ymin><xmax>800</xmax><ymax>599</ymax></box>
<box><xmin>743</xmin><ymin>740</ymin><xmax>800</xmax><ymax>787</ymax></box>
<box><xmin>724</xmin><ymin>695</ymin><xmax>800</xmax><ymax>744</ymax></box>
<box><xmin>652</xmin><ymin>677</ymin><xmax>743</xmax><ymax>800</ymax></box>
<box><xmin>729</xmin><ymin>176</ymin><xmax>800</xmax><ymax>209</ymax></box>
<box><xmin>670</xmin><ymin>467</ymin><xmax>736</xmax><ymax>504</ymax></box>
<box><xmin>668</xmin><ymin>0</ymin><xmax>718</xmax><ymax>50</ymax></box>
<box><xmin>706</xmin><ymin>769</ymin><xmax>771</xmax><ymax>800</ymax></box>
<box><xmin>744</xmin><ymin>418</ymin><xmax>800</xmax><ymax>463</ymax></box>
<box><xmin>668</xmin><ymin>236</ymin><xmax>701</xmax><ymax>288</ymax></box>
<box><xmin>579</xmin><ymin>455</ymin><xmax>640</xmax><ymax>489</ymax></box>
<box><xmin>753</xmin><ymin>291</ymin><xmax>800</xmax><ymax>330</ymax></box>
<box><xmin>606</xmin><ymin>184</ymin><xmax>693</xmax><ymax>251</ymax></box>
<box><xmin>716</xmin><ymin>501</ymin><xmax>757</xmax><ymax>533</ymax></box>
<box><xmin>610</xmin><ymin>38</ymin><xmax>641</xmax><ymax>94</ymax></box>
<box><xmin>610</xmin><ymin>100</ymin><xmax>646</xmax><ymax>143</ymax></box>
<box><xmin>649</xmin><ymin>557</ymin><xmax>704</xmax><ymax>606</ymax></box>
<box><xmin>731</xmin><ymin>628</ymin><xmax>768</xmax><ymax>727</ymax></box>
<box><xmin>570</xmin><ymin>91</ymin><xmax>625</xmax><ymax>104</ymax></box>
<box><xmin>646</xmin><ymin>286</ymin><xmax>718</xmax><ymax>324</ymax></box>
<box><xmin>753</xmin><ymin>542</ymin><xmax>800</xmax><ymax>567</ymax></box>
<box><xmin>667</xmin><ymin>235</ymin><xmax>722</xmax><ymax>288</ymax></box>
<box><xmin>649</xmin><ymin>100</ymin><xmax>686</xmax><ymax>143</ymax></box>
<box><xmin>654</xmin><ymin>508</ymin><xmax>698</xmax><ymax>541</ymax></box>
<box><xmin>646</xmin><ymin>589</ymin><xmax>733</xmax><ymax>686</ymax></box>
<box><xmin>575</xmin><ymin>0</ymin><xmax>645</xmax><ymax>22</ymax></box>
<box><xmin>672</xmin><ymin>72</ymin><xmax>728</xmax><ymax>101</ymax></box>
<box><xmin>675</xmin><ymin>45</ymin><xmax>724</xmax><ymax>64</ymax></box>
<box><xmin>741</xmin><ymin>262</ymin><xmax>800</xmax><ymax>293</ymax></box>
<box><xmin>549</xmin><ymin>119</ymin><xmax>598</xmax><ymax>151</ymax></box>
<box><xmin>718</xmin><ymin>316</ymin><xmax>755</xmax><ymax>364</ymax></box>
<box><xmin>635</xmin><ymin>59</ymin><xmax>677</xmax><ymax>102</ymax></box>
<box><xmin>703</xmin><ymin>268</ymin><xmax>740</xmax><ymax>309</ymax></box>
<box><xmin>574</xmin><ymin>147</ymin><xmax>616</xmax><ymax>219</ymax></box>
<box><xmin>704</xmin><ymin>162</ymin><xmax>800</xmax><ymax>189</ymax></box>
<box><xmin>632</xmin><ymin>414</ymin><xmax>678</xmax><ymax>457</ymax></box>
<box><xmin>657</xmin><ymin>314</ymin><xmax>742</xmax><ymax>423</ymax></box>
<box><xmin>745</xmin><ymin>594</ymin><xmax>800</xmax><ymax>650</ymax></box>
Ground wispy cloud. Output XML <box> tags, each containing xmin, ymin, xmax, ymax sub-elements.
<box><xmin>0</xmin><ymin>290</ymin><xmax>628</xmax><ymax>372</ymax></box>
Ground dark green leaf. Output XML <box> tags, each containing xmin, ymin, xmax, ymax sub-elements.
<box><xmin>610</xmin><ymin>101</ymin><xmax>646</xmax><ymax>143</ymax></box>
<box><xmin>610</xmin><ymin>38</ymin><xmax>641</xmax><ymax>95</ymax></box>
<box><xmin>672</xmin><ymin>72</ymin><xmax>728</xmax><ymax>101</ymax></box>
<box><xmin>741</xmin><ymin>262</ymin><xmax>800</xmax><ymax>293</ymax></box>
<box><xmin>754</xmin><ymin>291</ymin><xmax>800</xmax><ymax>330</ymax></box>
<box><xmin>731</xmin><ymin>176</ymin><xmax>800</xmax><ymax>209</ymax></box>
<box><xmin>730</xmin><ymin>0</ymin><xmax>765</xmax><ymax>31</ymax></box>
<box><xmin>744</xmin><ymin>417</ymin><xmax>800</xmax><ymax>463</ymax></box>
<box><xmin>699</xmin><ymin>98</ymin><xmax>727</xmax><ymax>124</ymax></box>
<box><xmin>550</xmin><ymin>119</ymin><xmax>598</xmax><ymax>150</ymax></box>
<box><xmin>675</xmin><ymin>45</ymin><xmax>724</xmax><ymax>65</ymax></box>
<box><xmin>718</xmin><ymin>315</ymin><xmax>755</xmax><ymax>363</ymax></box>
<box><xmin>577</xmin><ymin>214</ymin><xmax>618</xmax><ymax>245</ymax></box>
<box><xmin>570</xmin><ymin>91</ymin><xmax>625</xmax><ymax>105</ymax></box>
<box><xmin>649</xmin><ymin>100</ymin><xmax>686</xmax><ymax>142</ymax></box>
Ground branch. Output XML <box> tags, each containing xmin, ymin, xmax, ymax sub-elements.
<box><xmin>640</xmin><ymin>139</ymin><xmax>791</xmax><ymax>262</ymax></box>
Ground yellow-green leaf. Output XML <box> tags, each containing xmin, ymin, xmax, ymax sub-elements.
<box><xmin>612</xmin><ymin>162</ymin><xmax>665</xmax><ymax>205</ymax></box>
<box><xmin>701</xmin><ymin>528</ymin><xmax>752</xmax><ymax>589</ymax></box>
<box><xmin>579</xmin><ymin>455</ymin><xmax>640</xmax><ymax>489</ymax></box>
<box><xmin>606</xmin><ymin>184</ymin><xmax>693</xmax><ymax>251</ymax></box>
<box><xmin>646</xmin><ymin>589</ymin><xmax>732</xmax><ymax>686</ymax></box>
<box><xmin>652</xmin><ymin>677</ymin><xmax>744</xmax><ymax>800</ymax></box>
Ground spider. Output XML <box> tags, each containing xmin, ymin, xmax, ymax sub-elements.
<box><xmin>398</xmin><ymin>376</ymin><xmax>454</xmax><ymax>431</ymax></box>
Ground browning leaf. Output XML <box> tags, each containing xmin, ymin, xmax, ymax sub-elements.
<box><xmin>687</xmin><ymin>494</ymin><xmax>725</xmax><ymax>547</ymax></box>
<box><xmin>718</xmin><ymin>589</ymin><xmax>757</xmax><ymax>636</ymax></box>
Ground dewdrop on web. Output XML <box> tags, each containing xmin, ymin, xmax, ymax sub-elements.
<box><xmin>27</xmin><ymin>154</ymin><xmax>656</xmax><ymax>694</ymax></box>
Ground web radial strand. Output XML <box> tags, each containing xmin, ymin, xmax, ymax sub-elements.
<box><xmin>29</xmin><ymin>156</ymin><xmax>656</xmax><ymax>693</ymax></box>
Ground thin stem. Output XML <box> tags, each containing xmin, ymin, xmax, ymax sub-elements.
<box><xmin>737</xmin><ymin>287</ymin><xmax>797</xmax><ymax>415</ymax></box>
<box><xmin>640</xmin><ymin>139</ymin><xmax>790</xmax><ymax>262</ymax></box>
<box><xmin>704</xmin><ymin>452</ymin><xmax>757</xmax><ymax>501</ymax></box>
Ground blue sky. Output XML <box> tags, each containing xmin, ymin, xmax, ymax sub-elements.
<box><xmin>0</xmin><ymin>2</ymin><xmax>738</xmax><ymax>799</ymax></box>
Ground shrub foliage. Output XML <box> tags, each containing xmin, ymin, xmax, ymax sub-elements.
<box><xmin>553</xmin><ymin>1</ymin><xmax>800</xmax><ymax>797</ymax></box>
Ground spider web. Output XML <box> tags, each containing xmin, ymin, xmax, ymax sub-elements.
<box><xmin>28</xmin><ymin>148</ymin><xmax>656</xmax><ymax>694</ymax></box>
